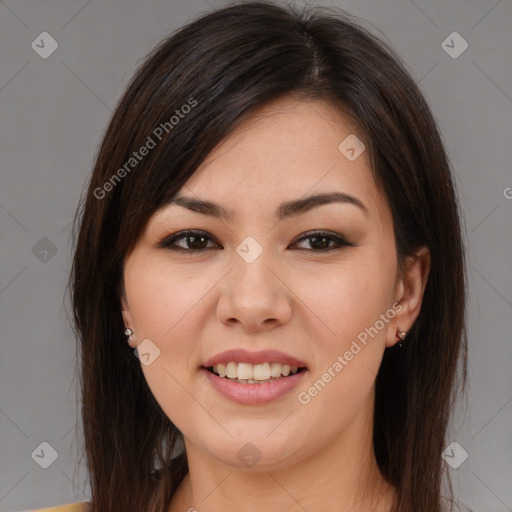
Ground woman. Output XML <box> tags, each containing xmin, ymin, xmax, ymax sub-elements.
<box><xmin>44</xmin><ymin>1</ymin><xmax>469</xmax><ymax>511</ymax></box>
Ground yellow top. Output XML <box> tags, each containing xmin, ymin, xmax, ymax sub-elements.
<box><xmin>28</xmin><ymin>502</ymin><xmax>90</xmax><ymax>512</ymax></box>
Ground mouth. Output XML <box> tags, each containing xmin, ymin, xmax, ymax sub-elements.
<box><xmin>201</xmin><ymin>362</ymin><xmax>309</xmax><ymax>405</ymax></box>
<box><xmin>202</xmin><ymin>362</ymin><xmax>308</xmax><ymax>384</ymax></box>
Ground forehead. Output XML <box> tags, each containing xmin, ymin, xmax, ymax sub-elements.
<box><xmin>153</xmin><ymin>95</ymin><xmax>390</xmax><ymax>228</ymax></box>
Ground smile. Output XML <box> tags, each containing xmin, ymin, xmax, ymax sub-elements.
<box><xmin>207</xmin><ymin>361</ymin><xmax>304</xmax><ymax>383</ymax></box>
<box><xmin>201</xmin><ymin>364</ymin><xmax>308</xmax><ymax>404</ymax></box>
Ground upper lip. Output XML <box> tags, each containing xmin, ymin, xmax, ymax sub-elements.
<box><xmin>202</xmin><ymin>349</ymin><xmax>308</xmax><ymax>368</ymax></box>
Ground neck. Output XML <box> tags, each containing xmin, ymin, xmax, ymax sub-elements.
<box><xmin>168</xmin><ymin>398</ymin><xmax>395</xmax><ymax>512</ymax></box>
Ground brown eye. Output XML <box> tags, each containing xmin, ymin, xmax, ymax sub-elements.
<box><xmin>157</xmin><ymin>230</ymin><xmax>220</xmax><ymax>251</ymax></box>
<box><xmin>157</xmin><ymin>229</ymin><xmax>356</xmax><ymax>253</ymax></box>
<box><xmin>290</xmin><ymin>231</ymin><xmax>356</xmax><ymax>252</ymax></box>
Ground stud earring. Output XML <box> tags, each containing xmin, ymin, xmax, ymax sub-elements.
<box><xmin>396</xmin><ymin>327</ymin><xmax>407</xmax><ymax>348</ymax></box>
<box><xmin>124</xmin><ymin>327</ymin><xmax>135</xmax><ymax>342</ymax></box>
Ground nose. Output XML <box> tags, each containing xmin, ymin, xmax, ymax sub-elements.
<box><xmin>216</xmin><ymin>250</ymin><xmax>293</xmax><ymax>332</ymax></box>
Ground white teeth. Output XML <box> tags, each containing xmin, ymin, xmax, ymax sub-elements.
<box><xmin>237</xmin><ymin>363</ymin><xmax>253</xmax><ymax>380</ymax></box>
<box><xmin>225</xmin><ymin>362</ymin><xmax>237</xmax><ymax>379</ymax></box>
<box><xmin>253</xmin><ymin>362</ymin><xmax>270</xmax><ymax>380</ymax></box>
<box><xmin>216</xmin><ymin>363</ymin><xmax>226</xmax><ymax>378</ymax></box>
<box><xmin>210</xmin><ymin>362</ymin><xmax>301</xmax><ymax>380</ymax></box>
<box><xmin>270</xmin><ymin>362</ymin><xmax>282</xmax><ymax>378</ymax></box>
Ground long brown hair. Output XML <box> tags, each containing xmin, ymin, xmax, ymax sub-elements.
<box><xmin>68</xmin><ymin>1</ymin><xmax>468</xmax><ymax>511</ymax></box>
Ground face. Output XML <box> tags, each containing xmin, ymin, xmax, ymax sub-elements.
<box><xmin>121</xmin><ymin>95</ymin><xmax>424</xmax><ymax>471</ymax></box>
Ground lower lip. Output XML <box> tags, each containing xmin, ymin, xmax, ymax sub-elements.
<box><xmin>201</xmin><ymin>367</ymin><xmax>308</xmax><ymax>405</ymax></box>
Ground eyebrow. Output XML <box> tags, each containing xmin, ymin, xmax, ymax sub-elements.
<box><xmin>168</xmin><ymin>191</ymin><xmax>369</xmax><ymax>222</ymax></box>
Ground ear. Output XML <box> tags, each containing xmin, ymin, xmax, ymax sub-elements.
<box><xmin>386</xmin><ymin>246</ymin><xmax>431</xmax><ymax>348</ymax></box>
<box><xmin>120</xmin><ymin>294</ymin><xmax>137</xmax><ymax>348</ymax></box>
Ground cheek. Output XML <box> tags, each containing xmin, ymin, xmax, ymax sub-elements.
<box><xmin>294</xmin><ymin>282</ymin><xmax>388</xmax><ymax>438</ymax></box>
<box><xmin>124</xmin><ymin>253</ymin><xmax>205</xmax><ymax>341</ymax></box>
<box><xmin>295</xmin><ymin>252</ymin><xmax>394</xmax><ymax>343</ymax></box>
<box><xmin>124</xmin><ymin>256</ymin><xmax>202</xmax><ymax>426</ymax></box>
<box><xmin>123</xmin><ymin>255</ymin><xmax>203</xmax><ymax>406</ymax></box>
<box><xmin>293</xmin><ymin>254</ymin><xmax>394</xmax><ymax>404</ymax></box>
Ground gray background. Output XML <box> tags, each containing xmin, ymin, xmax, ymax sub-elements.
<box><xmin>0</xmin><ymin>0</ymin><xmax>511</xmax><ymax>511</ymax></box>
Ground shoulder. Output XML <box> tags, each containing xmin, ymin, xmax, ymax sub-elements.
<box><xmin>26</xmin><ymin>502</ymin><xmax>91</xmax><ymax>512</ymax></box>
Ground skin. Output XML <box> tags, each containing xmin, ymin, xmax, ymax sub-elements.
<box><xmin>121</xmin><ymin>94</ymin><xmax>430</xmax><ymax>512</ymax></box>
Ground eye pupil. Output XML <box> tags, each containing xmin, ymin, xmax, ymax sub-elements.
<box><xmin>309</xmin><ymin>236</ymin><xmax>330</xmax><ymax>250</ymax></box>
<box><xmin>188</xmin><ymin>235</ymin><xmax>207</xmax><ymax>250</ymax></box>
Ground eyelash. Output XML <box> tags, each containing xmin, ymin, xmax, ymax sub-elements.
<box><xmin>157</xmin><ymin>229</ymin><xmax>356</xmax><ymax>253</ymax></box>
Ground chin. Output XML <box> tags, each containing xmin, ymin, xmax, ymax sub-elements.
<box><xmin>196</xmin><ymin>433</ymin><xmax>303</xmax><ymax>471</ymax></box>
